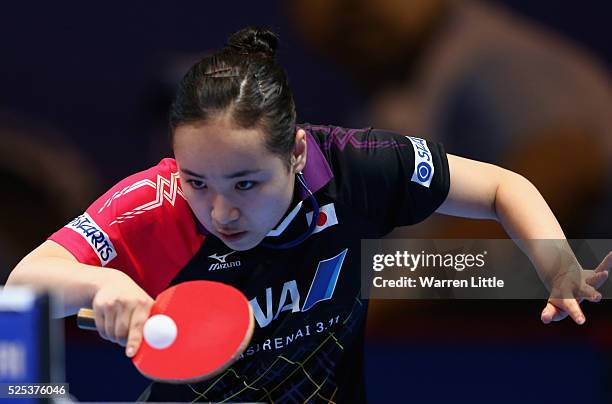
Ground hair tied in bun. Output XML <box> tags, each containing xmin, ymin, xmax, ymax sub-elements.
<box><xmin>226</xmin><ymin>27</ymin><xmax>278</xmax><ymax>59</ymax></box>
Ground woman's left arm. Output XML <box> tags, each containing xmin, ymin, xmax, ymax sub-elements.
<box><xmin>436</xmin><ymin>154</ymin><xmax>611</xmax><ymax>324</ymax></box>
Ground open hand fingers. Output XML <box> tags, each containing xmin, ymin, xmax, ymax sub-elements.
<box><xmin>595</xmin><ymin>251</ymin><xmax>612</xmax><ymax>274</ymax></box>
<box><xmin>541</xmin><ymin>301</ymin><xmax>569</xmax><ymax>323</ymax></box>
<box><xmin>542</xmin><ymin>299</ymin><xmax>584</xmax><ymax>324</ymax></box>
<box><xmin>585</xmin><ymin>270</ymin><xmax>608</xmax><ymax>289</ymax></box>
<box><xmin>583</xmin><ymin>283</ymin><xmax>602</xmax><ymax>302</ymax></box>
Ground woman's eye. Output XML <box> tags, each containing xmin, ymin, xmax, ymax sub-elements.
<box><xmin>188</xmin><ymin>180</ymin><xmax>207</xmax><ymax>190</ymax></box>
<box><xmin>236</xmin><ymin>181</ymin><xmax>256</xmax><ymax>191</ymax></box>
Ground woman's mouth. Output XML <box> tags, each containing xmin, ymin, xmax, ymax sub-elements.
<box><xmin>217</xmin><ymin>230</ymin><xmax>247</xmax><ymax>242</ymax></box>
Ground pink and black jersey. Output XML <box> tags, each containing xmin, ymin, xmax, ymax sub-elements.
<box><xmin>50</xmin><ymin>124</ymin><xmax>450</xmax><ymax>403</ymax></box>
<box><xmin>50</xmin><ymin>158</ymin><xmax>205</xmax><ymax>298</ymax></box>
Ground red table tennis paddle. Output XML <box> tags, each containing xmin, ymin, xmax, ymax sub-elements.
<box><xmin>77</xmin><ymin>280</ymin><xmax>254</xmax><ymax>383</ymax></box>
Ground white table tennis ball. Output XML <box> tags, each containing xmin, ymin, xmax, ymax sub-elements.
<box><xmin>143</xmin><ymin>314</ymin><xmax>177</xmax><ymax>350</ymax></box>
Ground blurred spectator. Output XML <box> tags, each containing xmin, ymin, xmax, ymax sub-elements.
<box><xmin>140</xmin><ymin>52</ymin><xmax>210</xmax><ymax>165</ymax></box>
<box><xmin>286</xmin><ymin>0</ymin><xmax>612</xmax><ymax>239</ymax></box>
<box><xmin>0</xmin><ymin>111</ymin><xmax>99</xmax><ymax>283</ymax></box>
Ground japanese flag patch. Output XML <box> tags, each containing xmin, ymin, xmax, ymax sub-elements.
<box><xmin>306</xmin><ymin>203</ymin><xmax>339</xmax><ymax>235</ymax></box>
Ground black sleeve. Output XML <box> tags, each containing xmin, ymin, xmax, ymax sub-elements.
<box><xmin>327</xmin><ymin>128</ymin><xmax>450</xmax><ymax>235</ymax></box>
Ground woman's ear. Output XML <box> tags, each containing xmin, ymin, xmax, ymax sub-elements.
<box><xmin>292</xmin><ymin>129</ymin><xmax>308</xmax><ymax>173</ymax></box>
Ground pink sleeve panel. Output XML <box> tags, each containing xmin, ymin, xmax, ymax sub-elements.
<box><xmin>48</xmin><ymin>158</ymin><xmax>205</xmax><ymax>298</ymax></box>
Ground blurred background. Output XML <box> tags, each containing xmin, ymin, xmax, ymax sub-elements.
<box><xmin>0</xmin><ymin>0</ymin><xmax>610</xmax><ymax>402</ymax></box>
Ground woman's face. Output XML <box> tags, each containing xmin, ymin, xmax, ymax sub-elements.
<box><xmin>173</xmin><ymin>115</ymin><xmax>306</xmax><ymax>251</ymax></box>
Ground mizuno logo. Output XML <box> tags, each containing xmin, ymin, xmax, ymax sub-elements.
<box><xmin>207</xmin><ymin>251</ymin><xmax>241</xmax><ymax>272</ymax></box>
<box><xmin>208</xmin><ymin>251</ymin><xmax>235</xmax><ymax>263</ymax></box>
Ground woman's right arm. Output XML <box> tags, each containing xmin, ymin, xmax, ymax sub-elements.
<box><xmin>6</xmin><ymin>240</ymin><xmax>154</xmax><ymax>356</ymax></box>
<box><xmin>7</xmin><ymin>240</ymin><xmax>120</xmax><ymax>316</ymax></box>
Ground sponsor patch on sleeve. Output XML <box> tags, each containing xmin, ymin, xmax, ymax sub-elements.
<box><xmin>65</xmin><ymin>213</ymin><xmax>117</xmax><ymax>266</ymax></box>
<box><xmin>406</xmin><ymin>136</ymin><xmax>435</xmax><ymax>188</ymax></box>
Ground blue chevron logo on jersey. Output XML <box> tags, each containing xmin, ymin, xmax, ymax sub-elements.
<box><xmin>302</xmin><ymin>248</ymin><xmax>348</xmax><ymax>311</ymax></box>
<box><xmin>249</xmin><ymin>248</ymin><xmax>349</xmax><ymax>328</ymax></box>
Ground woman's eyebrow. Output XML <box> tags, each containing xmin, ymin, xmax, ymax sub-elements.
<box><xmin>224</xmin><ymin>169</ymin><xmax>263</xmax><ymax>179</ymax></box>
<box><xmin>181</xmin><ymin>168</ymin><xmax>205</xmax><ymax>178</ymax></box>
<box><xmin>181</xmin><ymin>168</ymin><xmax>262</xmax><ymax>179</ymax></box>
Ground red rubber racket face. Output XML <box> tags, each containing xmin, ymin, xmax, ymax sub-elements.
<box><xmin>132</xmin><ymin>280</ymin><xmax>253</xmax><ymax>383</ymax></box>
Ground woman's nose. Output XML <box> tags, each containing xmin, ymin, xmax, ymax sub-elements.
<box><xmin>210</xmin><ymin>194</ymin><xmax>240</xmax><ymax>225</ymax></box>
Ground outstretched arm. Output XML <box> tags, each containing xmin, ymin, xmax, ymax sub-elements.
<box><xmin>436</xmin><ymin>154</ymin><xmax>610</xmax><ymax>324</ymax></box>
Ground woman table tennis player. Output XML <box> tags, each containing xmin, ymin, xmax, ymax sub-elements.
<box><xmin>8</xmin><ymin>27</ymin><xmax>611</xmax><ymax>402</ymax></box>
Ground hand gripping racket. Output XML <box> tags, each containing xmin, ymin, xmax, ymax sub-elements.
<box><xmin>77</xmin><ymin>280</ymin><xmax>254</xmax><ymax>383</ymax></box>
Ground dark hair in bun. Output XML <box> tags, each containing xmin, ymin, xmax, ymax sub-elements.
<box><xmin>169</xmin><ymin>27</ymin><xmax>296</xmax><ymax>169</ymax></box>
<box><xmin>226</xmin><ymin>27</ymin><xmax>278</xmax><ymax>59</ymax></box>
